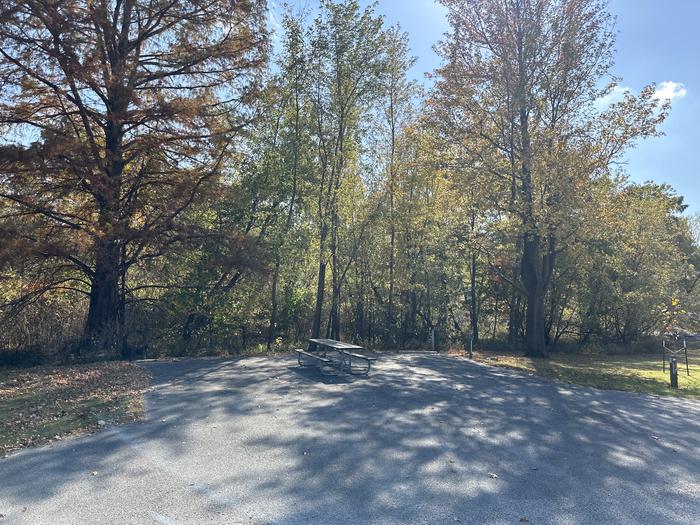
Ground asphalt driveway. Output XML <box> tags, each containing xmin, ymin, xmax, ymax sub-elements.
<box><xmin>1</xmin><ymin>353</ymin><xmax>699</xmax><ymax>524</ymax></box>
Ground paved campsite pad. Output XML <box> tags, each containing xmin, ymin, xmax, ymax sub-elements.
<box><xmin>1</xmin><ymin>354</ymin><xmax>699</xmax><ymax>524</ymax></box>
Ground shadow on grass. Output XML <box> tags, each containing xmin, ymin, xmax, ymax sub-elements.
<box><xmin>522</xmin><ymin>354</ymin><xmax>700</xmax><ymax>398</ymax></box>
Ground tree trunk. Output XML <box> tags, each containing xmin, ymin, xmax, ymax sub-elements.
<box><xmin>84</xmin><ymin>240</ymin><xmax>121</xmax><ymax>350</ymax></box>
<box><xmin>310</xmin><ymin>264</ymin><xmax>327</xmax><ymax>348</ymax></box>
<box><xmin>119</xmin><ymin>242</ymin><xmax>130</xmax><ymax>360</ymax></box>
<box><xmin>267</xmin><ymin>258</ymin><xmax>281</xmax><ymax>351</ymax></box>
<box><xmin>469</xmin><ymin>251</ymin><xmax>479</xmax><ymax>345</ymax></box>
<box><xmin>492</xmin><ymin>296</ymin><xmax>499</xmax><ymax>340</ymax></box>
<box><xmin>329</xmin><ymin>209</ymin><xmax>341</xmax><ymax>340</ymax></box>
<box><xmin>516</xmin><ymin>59</ymin><xmax>552</xmax><ymax>357</ymax></box>
<box><xmin>521</xmin><ymin>232</ymin><xmax>546</xmax><ymax>357</ymax></box>
<box><xmin>387</xmin><ymin>202</ymin><xmax>396</xmax><ymax>346</ymax></box>
<box><xmin>520</xmin><ymin>233</ymin><xmax>556</xmax><ymax>357</ymax></box>
<box><xmin>84</xmin><ymin>109</ymin><xmax>124</xmax><ymax>353</ymax></box>
<box><xmin>386</xmin><ymin>107</ymin><xmax>397</xmax><ymax>348</ymax></box>
<box><xmin>355</xmin><ymin>266</ymin><xmax>365</xmax><ymax>341</ymax></box>
<box><xmin>507</xmin><ymin>236</ymin><xmax>522</xmax><ymax>346</ymax></box>
<box><xmin>309</xmin><ymin>224</ymin><xmax>328</xmax><ymax>351</ymax></box>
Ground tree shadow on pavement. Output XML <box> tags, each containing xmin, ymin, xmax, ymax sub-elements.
<box><xmin>1</xmin><ymin>354</ymin><xmax>699</xmax><ymax>524</ymax></box>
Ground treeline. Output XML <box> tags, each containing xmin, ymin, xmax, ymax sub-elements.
<box><xmin>1</xmin><ymin>0</ymin><xmax>698</xmax><ymax>364</ymax></box>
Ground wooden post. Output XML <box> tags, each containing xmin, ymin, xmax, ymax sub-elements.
<box><xmin>684</xmin><ymin>337</ymin><xmax>690</xmax><ymax>376</ymax></box>
<box><xmin>670</xmin><ymin>358</ymin><xmax>678</xmax><ymax>389</ymax></box>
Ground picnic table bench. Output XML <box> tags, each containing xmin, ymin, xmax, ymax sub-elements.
<box><xmin>296</xmin><ymin>338</ymin><xmax>376</xmax><ymax>375</ymax></box>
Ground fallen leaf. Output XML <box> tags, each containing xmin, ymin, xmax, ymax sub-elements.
<box><xmin>520</xmin><ymin>518</ymin><xmax>529</xmax><ymax>523</ymax></box>
<box><xmin>488</xmin><ymin>472</ymin><xmax>498</xmax><ymax>479</ymax></box>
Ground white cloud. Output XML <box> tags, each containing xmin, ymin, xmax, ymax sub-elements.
<box><xmin>653</xmin><ymin>80</ymin><xmax>687</xmax><ymax>102</ymax></box>
<box><xmin>595</xmin><ymin>81</ymin><xmax>687</xmax><ymax>111</ymax></box>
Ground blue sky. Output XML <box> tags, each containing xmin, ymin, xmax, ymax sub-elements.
<box><xmin>272</xmin><ymin>0</ymin><xmax>699</xmax><ymax>214</ymax></box>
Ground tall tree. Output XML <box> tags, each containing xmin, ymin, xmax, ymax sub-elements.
<box><xmin>432</xmin><ymin>0</ymin><xmax>665</xmax><ymax>356</ymax></box>
<box><xmin>0</xmin><ymin>0</ymin><xmax>266</xmax><ymax>352</ymax></box>
<box><xmin>266</xmin><ymin>11</ymin><xmax>309</xmax><ymax>350</ymax></box>
<box><xmin>379</xmin><ymin>25</ymin><xmax>417</xmax><ymax>345</ymax></box>
<box><xmin>306</xmin><ymin>0</ymin><xmax>386</xmax><ymax>344</ymax></box>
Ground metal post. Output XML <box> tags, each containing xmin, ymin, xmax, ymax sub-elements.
<box><xmin>431</xmin><ymin>328</ymin><xmax>436</xmax><ymax>352</ymax></box>
<box><xmin>670</xmin><ymin>358</ymin><xmax>678</xmax><ymax>389</ymax></box>
<box><xmin>469</xmin><ymin>335</ymin><xmax>473</xmax><ymax>359</ymax></box>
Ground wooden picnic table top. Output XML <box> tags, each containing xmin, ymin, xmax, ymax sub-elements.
<box><xmin>309</xmin><ymin>338</ymin><xmax>364</xmax><ymax>351</ymax></box>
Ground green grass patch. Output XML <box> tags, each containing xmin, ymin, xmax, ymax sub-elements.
<box><xmin>473</xmin><ymin>350</ymin><xmax>700</xmax><ymax>398</ymax></box>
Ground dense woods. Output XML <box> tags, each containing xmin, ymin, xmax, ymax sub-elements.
<box><xmin>1</xmin><ymin>0</ymin><xmax>699</xmax><ymax>364</ymax></box>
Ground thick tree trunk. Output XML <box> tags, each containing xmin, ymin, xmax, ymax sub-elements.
<box><xmin>84</xmin><ymin>240</ymin><xmax>121</xmax><ymax>350</ymax></box>
<box><xmin>520</xmin><ymin>233</ymin><xmax>556</xmax><ymax>357</ymax></box>
<box><xmin>524</xmin><ymin>290</ymin><xmax>546</xmax><ymax>355</ymax></box>
<box><xmin>521</xmin><ymin>233</ymin><xmax>546</xmax><ymax>357</ymax></box>
<box><xmin>84</xmin><ymin>110</ymin><xmax>124</xmax><ymax>353</ymax></box>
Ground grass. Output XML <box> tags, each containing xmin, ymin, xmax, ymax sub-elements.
<box><xmin>471</xmin><ymin>349</ymin><xmax>700</xmax><ymax>398</ymax></box>
<box><xmin>0</xmin><ymin>361</ymin><xmax>150</xmax><ymax>455</ymax></box>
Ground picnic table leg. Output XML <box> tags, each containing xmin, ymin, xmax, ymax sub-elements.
<box><xmin>335</xmin><ymin>353</ymin><xmax>344</xmax><ymax>375</ymax></box>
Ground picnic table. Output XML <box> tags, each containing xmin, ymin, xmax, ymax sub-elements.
<box><xmin>296</xmin><ymin>338</ymin><xmax>377</xmax><ymax>375</ymax></box>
